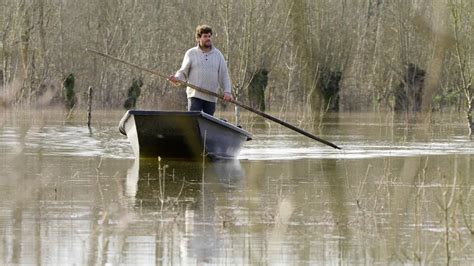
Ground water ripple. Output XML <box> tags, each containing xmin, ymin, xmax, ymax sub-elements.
<box><xmin>239</xmin><ymin>134</ymin><xmax>474</xmax><ymax>160</ymax></box>
<box><xmin>0</xmin><ymin>126</ymin><xmax>133</xmax><ymax>159</ymax></box>
<box><xmin>2</xmin><ymin>125</ymin><xmax>473</xmax><ymax>161</ymax></box>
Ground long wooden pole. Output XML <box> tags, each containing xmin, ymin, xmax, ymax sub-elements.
<box><xmin>86</xmin><ymin>48</ymin><xmax>341</xmax><ymax>150</ymax></box>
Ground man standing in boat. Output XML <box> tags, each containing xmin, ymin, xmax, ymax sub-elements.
<box><xmin>169</xmin><ymin>25</ymin><xmax>232</xmax><ymax>116</ymax></box>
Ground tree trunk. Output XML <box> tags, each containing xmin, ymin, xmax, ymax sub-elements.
<box><xmin>18</xmin><ymin>0</ymin><xmax>30</xmax><ymax>79</ymax></box>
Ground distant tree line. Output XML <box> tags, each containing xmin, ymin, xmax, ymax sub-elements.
<box><xmin>0</xmin><ymin>0</ymin><xmax>472</xmax><ymax>122</ymax></box>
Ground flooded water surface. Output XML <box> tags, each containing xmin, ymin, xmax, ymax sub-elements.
<box><xmin>1</xmin><ymin>110</ymin><xmax>473</xmax><ymax>264</ymax></box>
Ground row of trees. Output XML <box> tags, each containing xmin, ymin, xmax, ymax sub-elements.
<box><xmin>0</xmin><ymin>0</ymin><xmax>472</xmax><ymax>122</ymax></box>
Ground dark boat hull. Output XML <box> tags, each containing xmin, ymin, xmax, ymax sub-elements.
<box><xmin>119</xmin><ymin>110</ymin><xmax>252</xmax><ymax>159</ymax></box>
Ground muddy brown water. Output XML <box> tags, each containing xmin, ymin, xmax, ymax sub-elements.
<box><xmin>0</xmin><ymin>109</ymin><xmax>473</xmax><ymax>264</ymax></box>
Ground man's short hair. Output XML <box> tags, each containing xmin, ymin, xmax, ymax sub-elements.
<box><xmin>196</xmin><ymin>25</ymin><xmax>213</xmax><ymax>38</ymax></box>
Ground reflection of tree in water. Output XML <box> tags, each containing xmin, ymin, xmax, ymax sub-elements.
<box><xmin>131</xmin><ymin>159</ymin><xmax>200</xmax><ymax>211</ymax></box>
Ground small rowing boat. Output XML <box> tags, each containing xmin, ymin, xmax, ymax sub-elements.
<box><xmin>119</xmin><ymin>110</ymin><xmax>252</xmax><ymax>159</ymax></box>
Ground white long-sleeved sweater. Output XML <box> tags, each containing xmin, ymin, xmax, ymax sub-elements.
<box><xmin>175</xmin><ymin>46</ymin><xmax>231</xmax><ymax>103</ymax></box>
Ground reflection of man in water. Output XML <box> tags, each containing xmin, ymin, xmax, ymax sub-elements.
<box><xmin>169</xmin><ymin>25</ymin><xmax>233</xmax><ymax>116</ymax></box>
<box><xmin>125</xmin><ymin>159</ymin><xmax>244</xmax><ymax>262</ymax></box>
<box><xmin>193</xmin><ymin>160</ymin><xmax>245</xmax><ymax>262</ymax></box>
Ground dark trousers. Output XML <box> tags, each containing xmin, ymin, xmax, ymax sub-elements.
<box><xmin>188</xmin><ymin>97</ymin><xmax>216</xmax><ymax>116</ymax></box>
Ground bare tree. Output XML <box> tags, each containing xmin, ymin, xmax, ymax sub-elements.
<box><xmin>0</xmin><ymin>0</ymin><xmax>471</xmax><ymax>117</ymax></box>
<box><xmin>1</xmin><ymin>1</ymin><xmax>15</xmax><ymax>90</ymax></box>
<box><xmin>449</xmin><ymin>0</ymin><xmax>473</xmax><ymax>135</ymax></box>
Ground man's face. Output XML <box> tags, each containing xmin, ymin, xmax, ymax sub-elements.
<box><xmin>197</xmin><ymin>33</ymin><xmax>212</xmax><ymax>49</ymax></box>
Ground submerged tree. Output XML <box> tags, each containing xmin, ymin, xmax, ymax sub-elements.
<box><xmin>319</xmin><ymin>69</ymin><xmax>342</xmax><ymax>112</ymax></box>
<box><xmin>394</xmin><ymin>63</ymin><xmax>425</xmax><ymax>112</ymax></box>
<box><xmin>63</xmin><ymin>73</ymin><xmax>76</xmax><ymax>110</ymax></box>
<box><xmin>248</xmin><ymin>69</ymin><xmax>268</xmax><ymax>112</ymax></box>
<box><xmin>123</xmin><ymin>78</ymin><xmax>143</xmax><ymax>110</ymax></box>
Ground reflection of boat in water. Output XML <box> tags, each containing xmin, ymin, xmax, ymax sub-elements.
<box><xmin>119</xmin><ymin>110</ymin><xmax>252</xmax><ymax>160</ymax></box>
<box><xmin>124</xmin><ymin>158</ymin><xmax>245</xmax><ymax>263</ymax></box>
<box><xmin>125</xmin><ymin>158</ymin><xmax>244</xmax><ymax>206</ymax></box>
